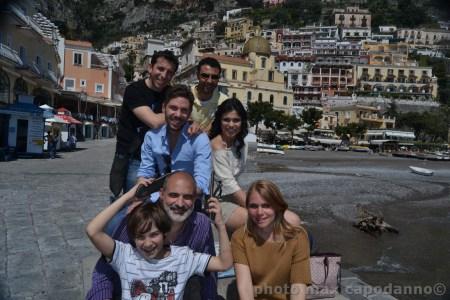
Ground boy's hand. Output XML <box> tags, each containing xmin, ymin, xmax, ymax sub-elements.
<box><xmin>136</xmin><ymin>177</ymin><xmax>155</xmax><ymax>187</ymax></box>
<box><xmin>206</xmin><ymin>197</ymin><xmax>224</xmax><ymax>227</ymax></box>
<box><xmin>127</xmin><ymin>200</ymin><xmax>143</xmax><ymax>214</ymax></box>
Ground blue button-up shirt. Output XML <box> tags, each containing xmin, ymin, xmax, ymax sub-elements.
<box><xmin>137</xmin><ymin>123</ymin><xmax>212</xmax><ymax>195</ymax></box>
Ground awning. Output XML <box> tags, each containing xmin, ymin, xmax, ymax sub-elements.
<box><xmin>46</xmin><ymin>117</ymin><xmax>70</xmax><ymax>124</ymax></box>
<box><xmin>39</xmin><ymin>104</ymin><xmax>54</xmax><ymax>110</ymax></box>
<box><xmin>1</xmin><ymin>102</ymin><xmax>43</xmax><ymax>114</ymax></box>
<box><xmin>310</xmin><ymin>137</ymin><xmax>342</xmax><ymax>145</ymax></box>
<box><xmin>370</xmin><ymin>139</ymin><xmax>398</xmax><ymax>145</ymax></box>
<box><xmin>55</xmin><ymin>114</ymin><xmax>82</xmax><ymax>124</ymax></box>
<box><xmin>39</xmin><ymin>104</ymin><xmax>54</xmax><ymax>118</ymax></box>
<box><xmin>56</xmin><ymin>107</ymin><xmax>71</xmax><ymax>114</ymax></box>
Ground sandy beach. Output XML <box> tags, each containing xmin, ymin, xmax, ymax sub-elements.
<box><xmin>240</xmin><ymin>148</ymin><xmax>450</xmax><ymax>300</ymax></box>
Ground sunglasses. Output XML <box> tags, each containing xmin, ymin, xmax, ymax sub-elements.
<box><xmin>200</xmin><ymin>73</ymin><xmax>220</xmax><ymax>80</ymax></box>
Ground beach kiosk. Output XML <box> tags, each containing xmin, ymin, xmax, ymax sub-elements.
<box><xmin>0</xmin><ymin>95</ymin><xmax>45</xmax><ymax>156</ymax></box>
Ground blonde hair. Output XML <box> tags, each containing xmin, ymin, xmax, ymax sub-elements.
<box><xmin>245</xmin><ymin>180</ymin><xmax>301</xmax><ymax>241</ymax></box>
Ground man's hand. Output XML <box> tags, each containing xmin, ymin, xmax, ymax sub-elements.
<box><xmin>187</xmin><ymin>121</ymin><xmax>202</xmax><ymax>136</ymax></box>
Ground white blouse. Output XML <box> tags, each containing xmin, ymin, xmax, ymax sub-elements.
<box><xmin>212</xmin><ymin>142</ymin><xmax>248</xmax><ymax>196</ymax></box>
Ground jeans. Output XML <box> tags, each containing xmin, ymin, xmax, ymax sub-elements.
<box><xmin>105</xmin><ymin>159</ymin><xmax>141</xmax><ymax>236</ymax></box>
<box><xmin>49</xmin><ymin>142</ymin><xmax>57</xmax><ymax>159</ymax></box>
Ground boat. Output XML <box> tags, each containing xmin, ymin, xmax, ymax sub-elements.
<box><xmin>336</xmin><ymin>146</ymin><xmax>350</xmax><ymax>152</ymax></box>
<box><xmin>257</xmin><ymin>142</ymin><xmax>285</xmax><ymax>150</ymax></box>
<box><xmin>409</xmin><ymin>166</ymin><xmax>434</xmax><ymax>176</ymax></box>
<box><xmin>350</xmin><ymin>146</ymin><xmax>371</xmax><ymax>153</ymax></box>
<box><xmin>257</xmin><ymin>147</ymin><xmax>285</xmax><ymax>155</ymax></box>
<box><xmin>304</xmin><ymin>145</ymin><xmax>324</xmax><ymax>151</ymax></box>
<box><xmin>280</xmin><ymin>144</ymin><xmax>304</xmax><ymax>150</ymax></box>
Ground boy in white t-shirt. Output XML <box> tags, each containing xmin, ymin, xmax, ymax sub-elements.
<box><xmin>86</xmin><ymin>175</ymin><xmax>232</xmax><ymax>300</ymax></box>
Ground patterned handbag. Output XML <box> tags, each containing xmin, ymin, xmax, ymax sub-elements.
<box><xmin>306</xmin><ymin>253</ymin><xmax>342</xmax><ymax>299</ymax></box>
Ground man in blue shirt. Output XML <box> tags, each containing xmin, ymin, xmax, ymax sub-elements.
<box><xmin>137</xmin><ymin>84</ymin><xmax>212</xmax><ymax>197</ymax></box>
<box><xmin>106</xmin><ymin>85</ymin><xmax>212</xmax><ymax>234</ymax></box>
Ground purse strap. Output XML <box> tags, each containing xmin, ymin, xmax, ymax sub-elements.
<box><xmin>323</xmin><ymin>256</ymin><xmax>329</xmax><ymax>282</ymax></box>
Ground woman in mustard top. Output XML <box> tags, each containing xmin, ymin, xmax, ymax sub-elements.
<box><xmin>231</xmin><ymin>180</ymin><xmax>311</xmax><ymax>300</ymax></box>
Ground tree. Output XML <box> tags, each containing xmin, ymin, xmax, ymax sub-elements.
<box><xmin>263</xmin><ymin>110</ymin><xmax>286</xmax><ymax>143</ymax></box>
<box><xmin>384</xmin><ymin>100</ymin><xmax>398</xmax><ymax>119</ymax></box>
<box><xmin>396</xmin><ymin>112</ymin><xmax>427</xmax><ymax>141</ymax></box>
<box><xmin>247</xmin><ymin>101</ymin><xmax>274</xmax><ymax>137</ymax></box>
<box><xmin>300</xmin><ymin>108</ymin><xmax>323</xmax><ymax>142</ymax></box>
<box><xmin>285</xmin><ymin>114</ymin><xmax>303</xmax><ymax>145</ymax></box>
<box><xmin>335</xmin><ymin>123</ymin><xmax>367</xmax><ymax>143</ymax></box>
<box><xmin>123</xmin><ymin>51</ymin><xmax>136</xmax><ymax>82</ymax></box>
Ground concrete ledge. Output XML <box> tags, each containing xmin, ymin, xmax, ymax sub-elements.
<box><xmin>82</xmin><ymin>255</ymin><xmax>99</xmax><ymax>297</ymax></box>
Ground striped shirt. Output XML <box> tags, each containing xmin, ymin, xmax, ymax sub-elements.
<box><xmin>111</xmin><ymin>242</ymin><xmax>210</xmax><ymax>300</ymax></box>
<box><xmin>86</xmin><ymin>212</ymin><xmax>217</xmax><ymax>300</ymax></box>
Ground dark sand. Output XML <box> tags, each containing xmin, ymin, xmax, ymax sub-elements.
<box><xmin>240</xmin><ymin>149</ymin><xmax>450</xmax><ymax>300</ymax></box>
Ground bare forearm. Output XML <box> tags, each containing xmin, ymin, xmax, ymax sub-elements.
<box><xmin>290</xmin><ymin>283</ymin><xmax>306</xmax><ymax>300</ymax></box>
<box><xmin>133</xmin><ymin>107</ymin><xmax>165</xmax><ymax>129</ymax></box>
<box><xmin>237</xmin><ymin>285</ymin><xmax>254</xmax><ymax>300</ymax></box>
<box><xmin>151</xmin><ymin>113</ymin><xmax>165</xmax><ymax>128</ymax></box>
<box><xmin>216</xmin><ymin>223</ymin><xmax>233</xmax><ymax>270</ymax></box>
<box><xmin>235</xmin><ymin>265</ymin><xmax>255</xmax><ymax>300</ymax></box>
<box><xmin>232</xmin><ymin>189</ymin><xmax>246</xmax><ymax>207</ymax></box>
<box><xmin>86</xmin><ymin>189</ymin><xmax>134</xmax><ymax>237</ymax></box>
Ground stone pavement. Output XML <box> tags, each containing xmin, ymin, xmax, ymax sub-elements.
<box><xmin>0</xmin><ymin>139</ymin><xmax>114</xmax><ymax>300</ymax></box>
<box><xmin>0</xmin><ymin>139</ymin><xmax>397</xmax><ymax>300</ymax></box>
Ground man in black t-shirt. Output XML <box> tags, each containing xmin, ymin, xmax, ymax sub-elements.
<box><xmin>110</xmin><ymin>50</ymin><xmax>179</xmax><ymax>198</ymax></box>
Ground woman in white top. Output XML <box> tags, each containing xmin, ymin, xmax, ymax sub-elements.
<box><xmin>209</xmin><ymin>98</ymin><xmax>300</xmax><ymax>232</ymax></box>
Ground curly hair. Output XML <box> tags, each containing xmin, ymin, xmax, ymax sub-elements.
<box><xmin>208</xmin><ymin>98</ymin><xmax>248</xmax><ymax>158</ymax></box>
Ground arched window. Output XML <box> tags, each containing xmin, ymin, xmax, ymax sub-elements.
<box><xmin>270</xmin><ymin>94</ymin><xmax>274</xmax><ymax>104</ymax></box>
<box><xmin>0</xmin><ymin>70</ymin><xmax>10</xmax><ymax>104</ymax></box>
<box><xmin>261</xmin><ymin>57</ymin><xmax>266</xmax><ymax>68</ymax></box>
<box><xmin>247</xmin><ymin>91</ymin><xmax>252</xmax><ymax>101</ymax></box>
<box><xmin>283</xmin><ymin>96</ymin><xmax>287</xmax><ymax>105</ymax></box>
<box><xmin>258</xmin><ymin>93</ymin><xmax>262</xmax><ymax>102</ymax></box>
<box><xmin>14</xmin><ymin>78</ymin><xmax>28</xmax><ymax>102</ymax></box>
<box><xmin>33</xmin><ymin>88</ymin><xmax>52</xmax><ymax>106</ymax></box>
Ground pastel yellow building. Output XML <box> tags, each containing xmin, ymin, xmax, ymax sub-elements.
<box><xmin>362</xmin><ymin>41</ymin><xmax>410</xmax><ymax>66</ymax></box>
<box><xmin>330</xmin><ymin>105</ymin><xmax>395</xmax><ymax>129</ymax></box>
<box><xmin>356</xmin><ymin>64</ymin><xmax>437</xmax><ymax>99</ymax></box>
<box><xmin>204</xmin><ymin>36</ymin><xmax>293</xmax><ymax>114</ymax></box>
<box><xmin>225</xmin><ymin>17</ymin><xmax>257</xmax><ymax>42</ymax></box>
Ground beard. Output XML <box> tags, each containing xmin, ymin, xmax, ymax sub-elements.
<box><xmin>162</xmin><ymin>201</ymin><xmax>194</xmax><ymax>223</ymax></box>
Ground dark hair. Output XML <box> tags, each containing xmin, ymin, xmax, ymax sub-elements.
<box><xmin>163</xmin><ymin>84</ymin><xmax>195</xmax><ymax>109</ymax></box>
<box><xmin>209</xmin><ymin>98</ymin><xmax>248</xmax><ymax>158</ymax></box>
<box><xmin>151</xmin><ymin>50</ymin><xmax>179</xmax><ymax>72</ymax></box>
<box><xmin>197</xmin><ymin>57</ymin><xmax>221</xmax><ymax>74</ymax></box>
<box><xmin>127</xmin><ymin>202</ymin><xmax>172</xmax><ymax>242</ymax></box>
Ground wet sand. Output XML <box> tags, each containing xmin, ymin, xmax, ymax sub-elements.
<box><xmin>240</xmin><ymin>148</ymin><xmax>450</xmax><ymax>300</ymax></box>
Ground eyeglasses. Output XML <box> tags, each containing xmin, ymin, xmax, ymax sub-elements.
<box><xmin>199</xmin><ymin>73</ymin><xmax>220</xmax><ymax>80</ymax></box>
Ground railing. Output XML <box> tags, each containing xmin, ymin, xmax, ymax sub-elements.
<box><xmin>45</xmin><ymin>70</ymin><xmax>58</xmax><ymax>84</ymax></box>
<box><xmin>9</xmin><ymin>4</ymin><xmax>44</xmax><ymax>37</ymax></box>
<box><xmin>30</xmin><ymin>62</ymin><xmax>42</xmax><ymax>76</ymax></box>
<box><xmin>0</xmin><ymin>43</ymin><xmax>23</xmax><ymax>65</ymax></box>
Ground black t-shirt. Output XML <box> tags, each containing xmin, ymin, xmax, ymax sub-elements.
<box><xmin>116</xmin><ymin>79</ymin><xmax>165</xmax><ymax>159</ymax></box>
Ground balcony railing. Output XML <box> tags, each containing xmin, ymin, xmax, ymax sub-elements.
<box><xmin>0</xmin><ymin>43</ymin><xmax>23</xmax><ymax>65</ymax></box>
<box><xmin>419</xmin><ymin>76</ymin><xmax>431</xmax><ymax>84</ymax></box>
<box><xmin>45</xmin><ymin>70</ymin><xmax>58</xmax><ymax>84</ymax></box>
<box><xmin>9</xmin><ymin>4</ymin><xmax>44</xmax><ymax>37</ymax></box>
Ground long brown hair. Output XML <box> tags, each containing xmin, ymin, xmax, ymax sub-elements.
<box><xmin>246</xmin><ymin>180</ymin><xmax>301</xmax><ymax>241</ymax></box>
